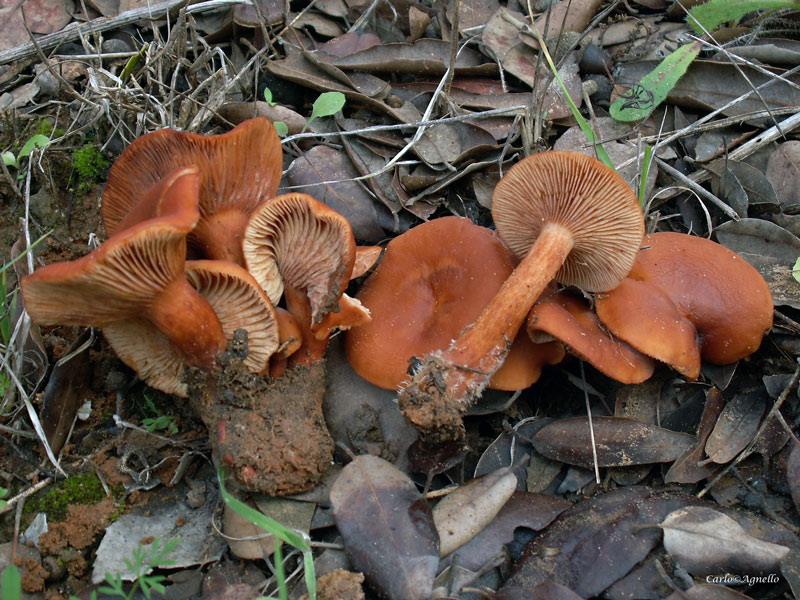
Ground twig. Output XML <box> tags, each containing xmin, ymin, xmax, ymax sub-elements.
<box><xmin>698</xmin><ymin>361</ymin><xmax>800</xmax><ymax>499</ymax></box>
<box><xmin>581</xmin><ymin>361</ymin><xmax>601</xmax><ymax>484</ymax></box>
<box><xmin>0</xmin><ymin>0</ymin><xmax>253</xmax><ymax>66</ymax></box>
<box><xmin>654</xmin><ymin>157</ymin><xmax>740</xmax><ymax>220</ymax></box>
<box><xmin>0</xmin><ymin>477</ymin><xmax>53</xmax><ymax>516</ymax></box>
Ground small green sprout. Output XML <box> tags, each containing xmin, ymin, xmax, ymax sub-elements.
<box><xmin>141</xmin><ymin>396</ymin><xmax>178</xmax><ymax>436</ymax></box>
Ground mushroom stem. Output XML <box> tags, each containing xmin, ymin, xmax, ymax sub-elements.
<box><xmin>148</xmin><ymin>277</ymin><xmax>227</xmax><ymax>370</ymax></box>
<box><xmin>405</xmin><ymin>222</ymin><xmax>573</xmax><ymax>401</ymax></box>
<box><xmin>285</xmin><ymin>285</ymin><xmax>329</xmax><ymax>367</ymax></box>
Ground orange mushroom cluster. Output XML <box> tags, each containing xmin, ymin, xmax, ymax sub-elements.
<box><xmin>21</xmin><ymin>117</ymin><xmax>374</xmax><ymax>493</ymax></box>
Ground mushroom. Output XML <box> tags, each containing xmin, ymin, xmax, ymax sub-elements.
<box><xmin>101</xmin><ymin>117</ymin><xmax>282</xmax><ymax>265</ymax></box>
<box><xmin>398</xmin><ymin>152</ymin><xmax>644</xmax><ymax>440</ymax></box>
<box><xmin>243</xmin><ymin>192</ymin><xmax>370</xmax><ymax>367</ymax></box>
<box><xmin>526</xmin><ymin>287</ymin><xmax>655</xmax><ymax>384</ymax></box>
<box><xmin>594</xmin><ymin>232</ymin><xmax>773</xmax><ymax>379</ymax></box>
<box><xmin>22</xmin><ymin>167</ymin><xmax>279</xmax><ymax>396</ymax></box>
<box><xmin>345</xmin><ymin>216</ymin><xmax>564</xmax><ymax>391</ymax></box>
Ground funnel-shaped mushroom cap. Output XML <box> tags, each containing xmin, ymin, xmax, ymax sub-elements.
<box><xmin>595</xmin><ymin>232</ymin><xmax>774</xmax><ymax>379</ymax></box>
<box><xmin>22</xmin><ymin>167</ymin><xmax>229</xmax><ymax>377</ymax></box>
<box><xmin>102</xmin><ymin>117</ymin><xmax>282</xmax><ymax>263</ymax></box>
<box><xmin>492</xmin><ymin>151</ymin><xmax>644</xmax><ymax>292</ymax></box>
<box><xmin>243</xmin><ymin>193</ymin><xmax>357</xmax><ymax>324</ymax></box>
<box><xmin>346</xmin><ymin>216</ymin><xmax>561</xmax><ymax>390</ymax></box>
<box><xmin>527</xmin><ymin>288</ymin><xmax>655</xmax><ymax>384</ymax></box>
<box><xmin>104</xmin><ymin>261</ymin><xmax>281</xmax><ymax>396</ymax></box>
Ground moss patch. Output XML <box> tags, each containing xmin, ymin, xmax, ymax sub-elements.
<box><xmin>25</xmin><ymin>473</ymin><xmax>107</xmax><ymax>522</ymax></box>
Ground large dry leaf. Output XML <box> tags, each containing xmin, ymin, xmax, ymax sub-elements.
<box><xmin>501</xmin><ymin>487</ymin><xmax>693</xmax><ymax>597</ymax></box>
<box><xmin>324</xmin><ymin>38</ymin><xmax>497</xmax><ymax>76</ymax></box>
<box><xmin>788</xmin><ymin>443</ymin><xmax>800</xmax><ymax>516</ymax></box>
<box><xmin>330</xmin><ymin>455</ymin><xmax>439</xmax><ymax>600</ymax></box>
<box><xmin>433</xmin><ymin>467</ymin><xmax>517</xmax><ymax>556</ymax></box>
<box><xmin>1</xmin><ymin>0</ymin><xmax>73</xmax><ymax>33</ymax></box>
<box><xmin>665</xmin><ymin>388</ymin><xmax>726</xmax><ymax>484</ymax></box>
<box><xmin>285</xmin><ymin>145</ymin><xmax>386</xmax><ymax>242</ymax></box>
<box><xmin>766</xmin><ymin>140</ymin><xmax>800</xmax><ymax>209</ymax></box>
<box><xmin>661</xmin><ymin>506</ymin><xmax>790</xmax><ymax>576</ymax></box>
<box><xmin>714</xmin><ymin>218</ymin><xmax>800</xmax><ymax>309</ymax></box>
<box><xmin>704</xmin><ymin>388</ymin><xmax>766</xmax><ymax>465</ymax></box>
<box><xmin>233</xmin><ymin>0</ymin><xmax>286</xmax><ymax>26</ymax></box>
<box><xmin>532</xmin><ymin>416</ymin><xmax>696</xmax><ymax>468</ymax></box>
<box><xmin>411</xmin><ymin>121</ymin><xmax>497</xmax><ymax>166</ymax></box>
<box><xmin>616</xmin><ymin>60</ymin><xmax>800</xmax><ymax>120</ymax></box>
<box><xmin>474</xmin><ymin>418</ymin><xmax>554</xmax><ymax>489</ymax></box>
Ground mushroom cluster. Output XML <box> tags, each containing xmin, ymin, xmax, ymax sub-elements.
<box><xmin>22</xmin><ymin>117</ymin><xmax>371</xmax><ymax>494</ymax></box>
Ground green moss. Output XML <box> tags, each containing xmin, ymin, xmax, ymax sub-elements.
<box><xmin>71</xmin><ymin>145</ymin><xmax>109</xmax><ymax>194</ymax></box>
<box><xmin>35</xmin><ymin>118</ymin><xmax>65</xmax><ymax>139</ymax></box>
<box><xmin>24</xmin><ymin>473</ymin><xmax>107</xmax><ymax>522</ymax></box>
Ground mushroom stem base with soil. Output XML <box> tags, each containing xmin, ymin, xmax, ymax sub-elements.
<box><xmin>398</xmin><ymin>222</ymin><xmax>574</xmax><ymax>441</ymax></box>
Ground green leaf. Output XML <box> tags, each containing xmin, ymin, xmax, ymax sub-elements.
<box><xmin>263</xmin><ymin>87</ymin><xmax>276</xmax><ymax>106</ymax></box>
<box><xmin>273</xmin><ymin>121</ymin><xmax>289</xmax><ymax>137</ymax></box>
<box><xmin>2</xmin><ymin>150</ymin><xmax>17</xmax><ymax>169</ymax></box>
<box><xmin>639</xmin><ymin>145</ymin><xmax>654</xmax><ymax>206</ymax></box>
<box><xmin>688</xmin><ymin>0</ymin><xmax>800</xmax><ymax>35</ymax></box>
<box><xmin>610</xmin><ymin>42</ymin><xmax>702</xmax><ymax>122</ymax></box>
<box><xmin>792</xmin><ymin>256</ymin><xmax>800</xmax><ymax>283</ymax></box>
<box><xmin>18</xmin><ymin>134</ymin><xmax>50</xmax><ymax>160</ymax></box>
<box><xmin>310</xmin><ymin>92</ymin><xmax>346</xmax><ymax>120</ymax></box>
<box><xmin>1</xmin><ymin>564</ymin><xmax>21</xmax><ymax>600</ymax></box>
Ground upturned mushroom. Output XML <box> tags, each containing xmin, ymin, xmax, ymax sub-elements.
<box><xmin>22</xmin><ymin>167</ymin><xmax>280</xmax><ymax>396</ymax></box>
<box><xmin>345</xmin><ymin>216</ymin><xmax>564</xmax><ymax>391</ymax></box>
<box><xmin>594</xmin><ymin>232</ymin><xmax>773</xmax><ymax>379</ymax></box>
<box><xmin>101</xmin><ymin>117</ymin><xmax>282</xmax><ymax>264</ymax></box>
<box><xmin>399</xmin><ymin>152</ymin><xmax>644</xmax><ymax>440</ymax></box>
<box><xmin>527</xmin><ymin>287</ymin><xmax>655</xmax><ymax>384</ymax></box>
<box><xmin>243</xmin><ymin>192</ymin><xmax>371</xmax><ymax>367</ymax></box>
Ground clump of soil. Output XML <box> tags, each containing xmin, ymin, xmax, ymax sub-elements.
<box><xmin>301</xmin><ymin>569</ymin><xmax>366</xmax><ymax>600</ymax></box>
<box><xmin>186</xmin><ymin>331</ymin><xmax>334</xmax><ymax>495</ymax></box>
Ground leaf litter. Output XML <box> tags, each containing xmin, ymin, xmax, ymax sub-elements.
<box><xmin>2</xmin><ymin>0</ymin><xmax>800</xmax><ymax>598</ymax></box>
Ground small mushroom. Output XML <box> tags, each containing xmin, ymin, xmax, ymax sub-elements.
<box><xmin>243</xmin><ymin>193</ymin><xmax>370</xmax><ymax>366</ymax></box>
<box><xmin>345</xmin><ymin>216</ymin><xmax>564</xmax><ymax>391</ymax></box>
<box><xmin>399</xmin><ymin>152</ymin><xmax>644</xmax><ymax>440</ymax></box>
<box><xmin>527</xmin><ymin>287</ymin><xmax>655</xmax><ymax>384</ymax></box>
<box><xmin>595</xmin><ymin>232</ymin><xmax>773</xmax><ymax>379</ymax></box>
<box><xmin>102</xmin><ymin>117</ymin><xmax>282</xmax><ymax>264</ymax></box>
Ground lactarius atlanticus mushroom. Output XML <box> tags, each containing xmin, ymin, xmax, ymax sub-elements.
<box><xmin>102</xmin><ymin>117</ymin><xmax>282</xmax><ymax>264</ymax></box>
<box><xmin>399</xmin><ymin>152</ymin><xmax>644</xmax><ymax>441</ymax></box>
<box><xmin>527</xmin><ymin>288</ymin><xmax>655</xmax><ymax>384</ymax></box>
<box><xmin>595</xmin><ymin>232</ymin><xmax>773</xmax><ymax>379</ymax></box>
<box><xmin>21</xmin><ymin>167</ymin><xmax>228</xmax><ymax>389</ymax></box>
<box><xmin>345</xmin><ymin>216</ymin><xmax>564</xmax><ymax>390</ymax></box>
<box><xmin>243</xmin><ymin>193</ymin><xmax>371</xmax><ymax>366</ymax></box>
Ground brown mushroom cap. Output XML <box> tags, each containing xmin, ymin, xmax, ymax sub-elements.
<box><xmin>22</xmin><ymin>167</ymin><xmax>227</xmax><ymax>375</ymax></box>
<box><xmin>492</xmin><ymin>151</ymin><xmax>644</xmax><ymax>292</ymax></box>
<box><xmin>595</xmin><ymin>232</ymin><xmax>774</xmax><ymax>379</ymax></box>
<box><xmin>102</xmin><ymin>117</ymin><xmax>282</xmax><ymax>264</ymax></box>
<box><xmin>527</xmin><ymin>288</ymin><xmax>655</xmax><ymax>384</ymax></box>
<box><xmin>345</xmin><ymin>216</ymin><xmax>562</xmax><ymax>390</ymax></box>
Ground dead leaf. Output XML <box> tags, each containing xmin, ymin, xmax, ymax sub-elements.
<box><xmin>293</xmin><ymin>13</ymin><xmax>343</xmax><ymax>37</ymax></box>
<box><xmin>475</xmin><ymin>418</ymin><xmax>554</xmax><ymax>489</ymax></box>
<box><xmin>1</xmin><ymin>0</ymin><xmax>73</xmax><ymax>34</ymax></box>
<box><xmin>442</xmin><ymin>491</ymin><xmax>570</xmax><ymax>572</ymax></box>
<box><xmin>330</xmin><ymin>455</ymin><xmax>439</xmax><ymax>600</ymax></box>
<box><xmin>714</xmin><ymin>218</ymin><xmax>800</xmax><ymax>309</ymax></box>
<box><xmin>788</xmin><ymin>443</ymin><xmax>800</xmax><ymax>516</ymax></box>
<box><xmin>532</xmin><ymin>416</ymin><xmax>697</xmax><ymax>468</ymax></box>
<box><xmin>704</xmin><ymin>388</ymin><xmax>766</xmax><ymax>464</ymax></box>
<box><xmin>411</xmin><ymin>122</ymin><xmax>497</xmax><ymax>166</ymax></box>
<box><xmin>766</xmin><ymin>140</ymin><xmax>800</xmax><ymax>209</ymax></box>
<box><xmin>496</xmin><ymin>581</ymin><xmax>584</xmax><ymax>599</ymax></box>
<box><xmin>285</xmin><ymin>145</ymin><xmax>386</xmax><ymax>242</ymax></box>
<box><xmin>665</xmin><ymin>387</ymin><xmax>726</xmax><ymax>484</ymax></box>
<box><xmin>448</xmin><ymin>0</ymin><xmax>500</xmax><ymax>32</ymax></box>
<box><xmin>665</xmin><ymin>584</ymin><xmax>756</xmax><ymax>599</ymax></box>
<box><xmin>661</xmin><ymin>506</ymin><xmax>790</xmax><ymax>576</ymax></box>
<box><xmin>233</xmin><ymin>0</ymin><xmax>285</xmax><ymax>26</ymax></box>
<box><xmin>218</xmin><ymin>101</ymin><xmax>306</xmax><ymax>134</ymax></box>
<box><xmin>501</xmin><ymin>487</ymin><xmax>693</xmax><ymax>597</ymax></box>
<box><xmin>532</xmin><ymin>0</ymin><xmax>603</xmax><ymax>43</ymax></box>
<box><xmin>433</xmin><ymin>467</ymin><xmax>517</xmax><ymax>556</ymax></box>
<box><xmin>324</xmin><ymin>38</ymin><xmax>497</xmax><ymax>76</ymax></box>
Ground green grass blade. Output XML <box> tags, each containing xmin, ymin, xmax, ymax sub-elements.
<box><xmin>639</xmin><ymin>145</ymin><xmax>653</xmax><ymax>206</ymax></box>
<box><xmin>688</xmin><ymin>0</ymin><xmax>800</xmax><ymax>35</ymax></box>
<box><xmin>610</xmin><ymin>42</ymin><xmax>701</xmax><ymax>123</ymax></box>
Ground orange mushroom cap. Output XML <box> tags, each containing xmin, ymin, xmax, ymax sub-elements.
<box><xmin>345</xmin><ymin>216</ymin><xmax>564</xmax><ymax>391</ymax></box>
<box><xmin>22</xmin><ymin>167</ymin><xmax>228</xmax><ymax>383</ymax></box>
<box><xmin>527</xmin><ymin>287</ymin><xmax>655</xmax><ymax>384</ymax></box>
<box><xmin>595</xmin><ymin>232</ymin><xmax>774</xmax><ymax>379</ymax></box>
<box><xmin>102</xmin><ymin>117</ymin><xmax>282</xmax><ymax>265</ymax></box>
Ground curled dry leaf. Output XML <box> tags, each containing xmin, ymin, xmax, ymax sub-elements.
<box><xmin>532</xmin><ymin>416</ymin><xmax>696</xmax><ymax>468</ymax></box>
<box><xmin>433</xmin><ymin>467</ymin><xmax>517</xmax><ymax>557</ymax></box>
<box><xmin>330</xmin><ymin>455</ymin><xmax>439</xmax><ymax>600</ymax></box>
<box><xmin>661</xmin><ymin>506</ymin><xmax>790</xmax><ymax>577</ymax></box>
